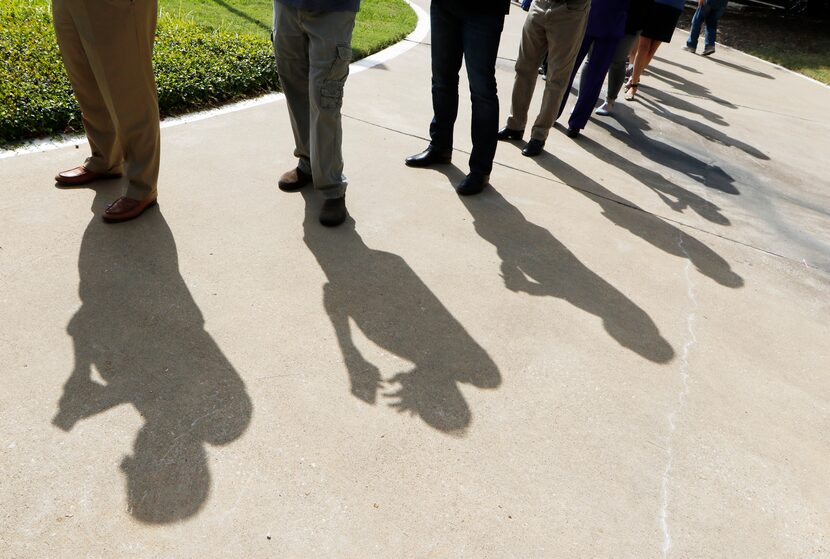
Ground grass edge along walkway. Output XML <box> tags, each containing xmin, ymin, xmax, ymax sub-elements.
<box><xmin>0</xmin><ymin>0</ymin><xmax>417</xmax><ymax>146</ymax></box>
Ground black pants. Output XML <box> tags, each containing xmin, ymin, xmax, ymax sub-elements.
<box><xmin>429</xmin><ymin>2</ymin><xmax>505</xmax><ymax>176</ymax></box>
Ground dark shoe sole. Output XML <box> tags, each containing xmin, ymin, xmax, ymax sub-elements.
<box><xmin>55</xmin><ymin>173</ymin><xmax>122</xmax><ymax>187</ymax></box>
<box><xmin>404</xmin><ymin>157</ymin><xmax>452</xmax><ymax>168</ymax></box>
<box><xmin>278</xmin><ymin>181</ymin><xmax>311</xmax><ymax>192</ymax></box>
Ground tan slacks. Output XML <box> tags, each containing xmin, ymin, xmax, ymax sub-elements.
<box><xmin>53</xmin><ymin>0</ymin><xmax>161</xmax><ymax>199</ymax></box>
<box><xmin>506</xmin><ymin>0</ymin><xmax>590</xmax><ymax>142</ymax></box>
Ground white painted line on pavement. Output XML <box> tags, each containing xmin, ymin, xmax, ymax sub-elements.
<box><xmin>0</xmin><ymin>0</ymin><xmax>430</xmax><ymax>160</ymax></box>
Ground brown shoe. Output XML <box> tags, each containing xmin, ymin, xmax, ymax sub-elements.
<box><xmin>278</xmin><ymin>167</ymin><xmax>313</xmax><ymax>192</ymax></box>
<box><xmin>55</xmin><ymin>165</ymin><xmax>121</xmax><ymax>186</ymax></box>
<box><xmin>102</xmin><ymin>195</ymin><xmax>157</xmax><ymax>223</ymax></box>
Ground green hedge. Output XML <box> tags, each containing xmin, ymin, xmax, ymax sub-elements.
<box><xmin>0</xmin><ymin>5</ymin><xmax>276</xmax><ymax>145</ymax></box>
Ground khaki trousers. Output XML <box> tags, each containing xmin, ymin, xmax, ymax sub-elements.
<box><xmin>273</xmin><ymin>4</ymin><xmax>355</xmax><ymax>199</ymax></box>
<box><xmin>506</xmin><ymin>0</ymin><xmax>590</xmax><ymax>142</ymax></box>
<box><xmin>53</xmin><ymin>0</ymin><xmax>161</xmax><ymax>200</ymax></box>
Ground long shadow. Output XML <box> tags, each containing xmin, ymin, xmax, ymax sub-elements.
<box><xmin>646</xmin><ymin>65</ymin><xmax>738</xmax><ymax>109</ymax></box>
<box><xmin>53</xmin><ymin>184</ymin><xmax>252</xmax><ymax>524</ymax></box>
<box><xmin>593</xmin><ymin>106</ymin><xmax>740</xmax><ymax>195</ymax></box>
<box><xmin>531</xmin><ymin>154</ymin><xmax>745</xmax><ymax>289</ymax></box>
<box><xmin>437</xmin><ymin>166</ymin><xmax>674</xmax><ymax>363</ymax></box>
<box><xmin>210</xmin><ymin>0</ymin><xmax>270</xmax><ymax>33</ymax></box>
<box><xmin>652</xmin><ymin>55</ymin><xmax>702</xmax><ymax>75</ymax></box>
<box><xmin>636</xmin><ymin>93</ymin><xmax>770</xmax><ymax>160</ymax></box>
<box><xmin>636</xmin><ymin>84</ymin><xmax>729</xmax><ymax>126</ymax></box>
<box><xmin>704</xmin><ymin>55</ymin><xmax>775</xmax><ymax>80</ymax></box>
<box><xmin>301</xmin><ymin>190</ymin><xmax>500</xmax><ymax>435</ymax></box>
<box><xmin>575</xmin><ymin>133</ymin><xmax>732</xmax><ymax>225</ymax></box>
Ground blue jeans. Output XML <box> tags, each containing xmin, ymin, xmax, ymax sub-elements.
<box><xmin>686</xmin><ymin>0</ymin><xmax>727</xmax><ymax>50</ymax></box>
<box><xmin>429</xmin><ymin>2</ymin><xmax>505</xmax><ymax>176</ymax></box>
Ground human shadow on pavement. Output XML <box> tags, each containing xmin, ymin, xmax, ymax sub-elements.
<box><xmin>592</xmin><ymin>107</ymin><xmax>741</xmax><ymax>195</ymax></box>
<box><xmin>301</xmin><ymin>190</ymin><xmax>500</xmax><ymax>435</ymax></box>
<box><xmin>532</xmin><ymin>154</ymin><xmax>745</xmax><ymax>289</ymax></box>
<box><xmin>652</xmin><ymin>55</ymin><xmax>702</xmax><ymax>74</ymax></box>
<box><xmin>637</xmin><ymin>91</ymin><xmax>770</xmax><ymax>160</ymax></box>
<box><xmin>646</xmin><ymin>65</ymin><xmax>738</xmax><ymax>109</ymax></box>
<box><xmin>53</xmin><ymin>185</ymin><xmax>252</xmax><ymax>524</ymax></box>
<box><xmin>575</xmin><ymin>134</ymin><xmax>732</xmax><ymax>225</ymax></box>
<box><xmin>434</xmin><ymin>166</ymin><xmax>674</xmax><ymax>363</ymax></box>
<box><xmin>704</xmin><ymin>56</ymin><xmax>774</xmax><ymax>80</ymax></box>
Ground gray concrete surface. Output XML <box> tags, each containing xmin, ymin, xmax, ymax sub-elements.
<box><xmin>1</xmin><ymin>1</ymin><xmax>829</xmax><ymax>557</ymax></box>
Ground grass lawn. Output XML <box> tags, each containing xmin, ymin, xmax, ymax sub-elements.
<box><xmin>0</xmin><ymin>0</ymin><xmax>416</xmax><ymax>145</ymax></box>
<box><xmin>162</xmin><ymin>0</ymin><xmax>417</xmax><ymax>58</ymax></box>
<box><xmin>678</xmin><ymin>6</ymin><xmax>830</xmax><ymax>85</ymax></box>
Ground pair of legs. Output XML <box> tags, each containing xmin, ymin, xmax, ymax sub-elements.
<box><xmin>428</xmin><ymin>2</ymin><xmax>505</xmax><ymax>177</ymax></box>
<box><xmin>558</xmin><ymin>34</ymin><xmax>623</xmax><ymax>133</ymax></box>
<box><xmin>52</xmin><ymin>0</ymin><xmax>161</xmax><ymax>222</ymax></box>
<box><xmin>686</xmin><ymin>0</ymin><xmax>728</xmax><ymax>52</ymax></box>
<box><xmin>597</xmin><ymin>32</ymin><xmax>640</xmax><ymax>113</ymax></box>
<box><xmin>626</xmin><ymin>35</ymin><xmax>663</xmax><ymax>99</ymax></box>
<box><xmin>273</xmin><ymin>4</ymin><xmax>356</xmax><ymax>225</ymax></box>
<box><xmin>505</xmin><ymin>0</ymin><xmax>590</xmax><ymax>145</ymax></box>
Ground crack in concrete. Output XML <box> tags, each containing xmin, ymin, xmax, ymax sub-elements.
<box><xmin>660</xmin><ymin>233</ymin><xmax>699</xmax><ymax>557</ymax></box>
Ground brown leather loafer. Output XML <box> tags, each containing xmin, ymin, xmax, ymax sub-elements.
<box><xmin>102</xmin><ymin>195</ymin><xmax>157</xmax><ymax>223</ymax></box>
<box><xmin>55</xmin><ymin>165</ymin><xmax>121</xmax><ymax>186</ymax></box>
<box><xmin>278</xmin><ymin>167</ymin><xmax>313</xmax><ymax>192</ymax></box>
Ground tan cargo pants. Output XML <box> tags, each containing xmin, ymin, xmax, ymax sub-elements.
<box><xmin>52</xmin><ymin>0</ymin><xmax>161</xmax><ymax>200</ymax></box>
<box><xmin>273</xmin><ymin>4</ymin><xmax>355</xmax><ymax>199</ymax></box>
<box><xmin>506</xmin><ymin>0</ymin><xmax>590</xmax><ymax>142</ymax></box>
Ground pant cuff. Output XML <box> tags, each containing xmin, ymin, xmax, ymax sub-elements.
<box><xmin>318</xmin><ymin>183</ymin><xmax>347</xmax><ymax>200</ymax></box>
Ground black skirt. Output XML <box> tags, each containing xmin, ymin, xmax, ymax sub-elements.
<box><xmin>641</xmin><ymin>2</ymin><xmax>682</xmax><ymax>43</ymax></box>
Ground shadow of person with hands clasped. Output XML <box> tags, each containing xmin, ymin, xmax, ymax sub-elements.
<box><xmin>301</xmin><ymin>190</ymin><xmax>500</xmax><ymax>435</ymax></box>
<box><xmin>451</xmin><ymin>179</ymin><xmax>674</xmax><ymax>364</ymax></box>
<box><xmin>53</xmin><ymin>184</ymin><xmax>252</xmax><ymax>524</ymax></box>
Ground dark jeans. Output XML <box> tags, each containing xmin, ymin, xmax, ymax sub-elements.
<box><xmin>429</xmin><ymin>2</ymin><xmax>505</xmax><ymax>176</ymax></box>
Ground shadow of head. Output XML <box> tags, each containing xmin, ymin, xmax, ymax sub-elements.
<box><xmin>300</xmin><ymin>189</ymin><xmax>500</xmax><ymax>434</ymax></box>
<box><xmin>458</xmin><ymin>188</ymin><xmax>675</xmax><ymax>364</ymax></box>
<box><xmin>55</xmin><ymin>186</ymin><xmax>253</xmax><ymax>524</ymax></box>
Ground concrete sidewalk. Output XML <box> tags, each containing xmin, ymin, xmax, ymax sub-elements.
<box><xmin>1</xmin><ymin>2</ymin><xmax>828</xmax><ymax>557</ymax></box>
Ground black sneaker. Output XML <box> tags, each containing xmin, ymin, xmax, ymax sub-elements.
<box><xmin>319</xmin><ymin>196</ymin><xmax>347</xmax><ymax>227</ymax></box>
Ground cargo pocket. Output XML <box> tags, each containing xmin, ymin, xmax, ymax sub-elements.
<box><xmin>321</xmin><ymin>44</ymin><xmax>352</xmax><ymax>110</ymax></box>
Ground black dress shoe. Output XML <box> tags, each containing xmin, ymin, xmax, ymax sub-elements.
<box><xmin>566</xmin><ymin>127</ymin><xmax>581</xmax><ymax>138</ymax></box>
<box><xmin>455</xmin><ymin>173</ymin><xmax>488</xmax><ymax>196</ymax></box>
<box><xmin>405</xmin><ymin>147</ymin><xmax>452</xmax><ymax>168</ymax></box>
<box><xmin>319</xmin><ymin>196</ymin><xmax>348</xmax><ymax>227</ymax></box>
<box><xmin>521</xmin><ymin>139</ymin><xmax>545</xmax><ymax>157</ymax></box>
<box><xmin>497</xmin><ymin>127</ymin><xmax>524</xmax><ymax>141</ymax></box>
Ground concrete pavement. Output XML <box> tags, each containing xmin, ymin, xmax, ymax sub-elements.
<box><xmin>1</xmin><ymin>1</ymin><xmax>828</xmax><ymax>557</ymax></box>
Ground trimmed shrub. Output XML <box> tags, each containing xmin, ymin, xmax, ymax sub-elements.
<box><xmin>0</xmin><ymin>5</ymin><xmax>276</xmax><ymax>145</ymax></box>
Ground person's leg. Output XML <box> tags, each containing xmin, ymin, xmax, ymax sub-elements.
<box><xmin>704</xmin><ymin>0</ymin><xmax>727</xmax><ymax>50</ymax></box>
<box><xmin>75</xmin><ymin>0</ymin><xmax>160</xmax><ymax>201</ymax></box>
<box><xmin>461</xmin><ymin>12</ymin><xmax>505</xmax><ymax>177</ymax></box>
<box><xmin>644</xmin><ymin>39</ymin><xmax>662</xmax><ymax>67</ymax></box>
<box><xmin>52</xmin><ymin>0</ymin><xmax>122</xmax><ymax>176</ymax></box>
<box><xmin>605</xmin><ymin>33</ymin><xmax>638</xmax><ymax>103</ymax></box>
<box><xmin>305</xmin><ymin>10</ymin><xmax>356</xmax><ymax>200</ymax></box>
<box><xmin>530</xmin><ymin>0</ymin><xmax>590</xmax><ymax>141</ymax></box>
<box><xmin>428</xmin><ymin>3</ymin><xmax>464</xmax><ymax>153</ymax></box>
<box><xmin>569</xmin><ymin>37</ymin><xmax>619</xmax><ymax>130</ymax></box>
<box><xmin>686</xmin><ymin>3</ymin><xmax>709</xmax><ymax>50</ymax></box>
<box><xmin>628</xmin><ymin>35</ymin><xmax>653</xmax><ymax>89</ymax></box>
<box><xmin>505</xmin><ymin>1</ymin><xmax>548</xmax><ymax>132</ymax></box>
<box><xmin>273</xmin><ymin>3</ymin><xmax>312</xmax><ymax>177</ymax></box>
<box><xmin>558</xmin><ymin>36</ymin><xmax>592</xmax><ymax>120</ymax></box>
